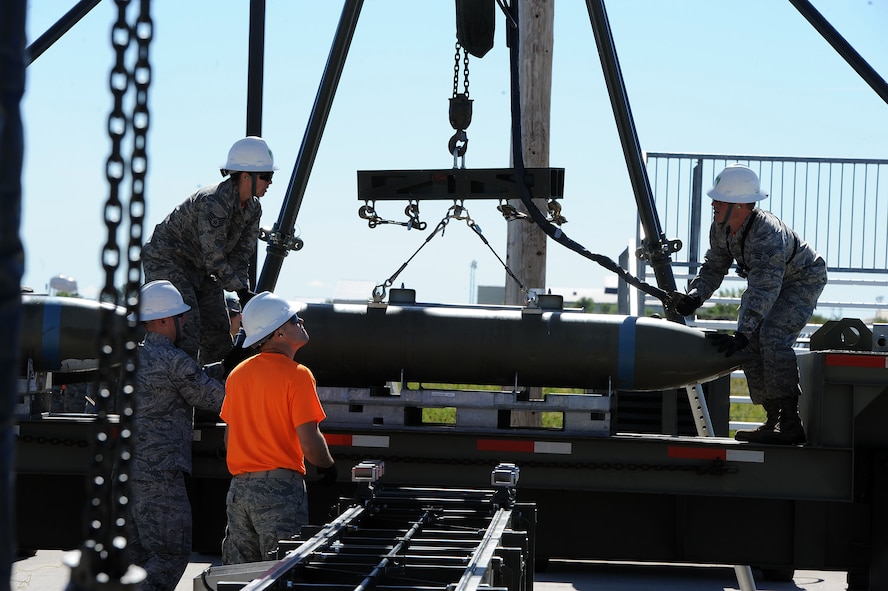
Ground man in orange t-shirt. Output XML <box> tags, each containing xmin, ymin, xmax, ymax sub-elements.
<box><xmin>220</xmin><ymin>291</ymin><xmax>336</xmax><ymax>564</ymax></box>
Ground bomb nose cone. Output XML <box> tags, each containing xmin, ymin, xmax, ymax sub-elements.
<box><xmin>622</xmin><ymin>316</ymin><xmax>752</xmax><ymax>389</ymax></box>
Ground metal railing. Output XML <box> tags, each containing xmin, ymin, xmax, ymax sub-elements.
<box><xmin>636</xmin><ymin>153</ymin><xmax>888</xmax><ymax>318</ymax></box>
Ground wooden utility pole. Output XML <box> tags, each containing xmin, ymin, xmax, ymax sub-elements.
<box><xmin>505</xmin><ymin>0</ymin><xmax>553</xmax><ymax>305</ymax></box>
<box><xmin>508</xmin><ymin>0</ymin><xmax>553</xmax><ymax>414</ymax></box>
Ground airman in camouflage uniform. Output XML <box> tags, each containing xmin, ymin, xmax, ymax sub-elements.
<box><xmin>672</xmin><ymin>164</ymin><xmax>827</xmax><ymax>445</ymax></box>
<box><xmin>128</xmin><ymin>280</ymin><xmax>226</xmax><ymax>591</ymax></box>
<box><xmin>142</xmin><ymin>136</ymin><xmax>278</xmax><ymax>364</ymax></box>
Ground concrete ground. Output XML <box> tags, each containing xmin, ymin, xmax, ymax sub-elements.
<box><xmin>11</xmin><ymin>550</ymin><xmax>852</xmax><ymax>591</ymax></box>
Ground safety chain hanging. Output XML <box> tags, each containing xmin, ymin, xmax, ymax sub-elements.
<box><xmin>71</xmin><ymin>0</ymin><xmax>152</xmax><ymax>588</ymax></box>
<box><xmin>448</xmin><ymin>40</ymin><xmax>472</xmax><ymax>168</ymax></box>
<box><xmin>371</xmin><ymin>200</ymin><xmax>528</xmax><ymax>303</ymax></box>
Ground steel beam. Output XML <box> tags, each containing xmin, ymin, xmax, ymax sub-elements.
<box><xmin>25</xmin><ymin>0</ymin><xmax>102</xmax><ymax>65</ymax></box>
<box><xmin>357</xmin><ymin>168</ymin><xmax>564</xmax><ymax>202</ymax></box>
<box><xmin>583</xmin><ymin>0</ymin><xmax>680</xmax><ymax>317</ymax></box>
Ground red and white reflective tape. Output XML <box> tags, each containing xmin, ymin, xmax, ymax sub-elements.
<box><xmin>477</xmin><ymin>439</ymin><xmax>572</xmax><ymax>455</ymax></box>
<box><xmin>668</xmin><ymin>446</ymin><xmax>764</xmax><ymax>463</ymax></box>
<box><xmin>325</xmin><ymin>434</ymin><xmax>390</xmax><ymax>448</ymax></box>
<box><xmin>825</xmin><ymin>353</ymin><xmax>888</xmax><ymax>369</ymax></box>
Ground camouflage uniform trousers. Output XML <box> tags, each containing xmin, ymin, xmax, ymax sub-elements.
<box><xmin>128</xmin><ymin>469</ymin><xmax>192</xmax><ymax>591</ymax></box>
<box><xmin>52</xmin><ymin>382</ymin><xmax>96</xmax><ymax>413</ymax></box>
<box><xmin>142</xmin><ymin>255</ymin><xmax>231</xmax><ymax>364</ymax></box>
<box><xmin>741</xmin><ymin>280</ymin><xmax>826</xmax><ymax>404</ymax></box>
<box><xmin>222</xmin><ymin>471</ymin><xmax>308</xmax><ymax>564</ymax></box>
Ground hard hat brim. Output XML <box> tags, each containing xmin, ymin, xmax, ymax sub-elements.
<box><xmin>128</xmin><ymin>301</ymin><xmax>191</xmax><ymax>322</ymax></box>
<box><xmin>706</xmin><ymin>187</ymin><xmax>768</xmax><ymax>203</ymax></box>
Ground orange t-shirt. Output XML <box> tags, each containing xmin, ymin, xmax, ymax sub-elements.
<box><xmin>221</xmin><ymin>352</ymin><xmax>326</xmax><ymax>476</ymax></box>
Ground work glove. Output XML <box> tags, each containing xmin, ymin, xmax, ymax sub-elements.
<box><xmin>237</xmin><ymin>288</ymin><xmax>257</xmax><ymax>307</ymax></box>
<box><xmin>316</xmin><ymin>463</ymin><xmax>338</xmax><ymax>486</ymax></box>
<box><xmin>222</xmin><ymin>342</ymin><xmax>256</xmax><ymax>378</ymax></box>
<box><xmin>670</xmin><ymin>291</ymin><xmax>702</xmax><ymax>316</ymax></box>
<box><xmin>707</xmin><ymin>332</ymin><xmax>749</xmax><ymax>357</ymax></box>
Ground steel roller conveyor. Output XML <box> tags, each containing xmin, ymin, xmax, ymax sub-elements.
<box><xmin>196</xmin><ymin>462</ymin><xmax>535</xmax><ymax>591</ymax></box>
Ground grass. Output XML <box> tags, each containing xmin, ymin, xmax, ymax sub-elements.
<box><xmin>409</xmin><ymin>383</ymin><xmax>572</xmax><ymax>429</ymax></box>
<box><xmin>729</xmin><ymin>376</ymin><xmax>766</xmax><ymax>435</ymax></box>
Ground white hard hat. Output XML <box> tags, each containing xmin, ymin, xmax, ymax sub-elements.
<box><xmin>221</xmin><ymin>136</ymin><xmax>278</xmax><ymax>173</ymax></box>
<box><xmin>241</xmin><ymin>291</ymin><xmax>300</xmax><ymax>348</ymax></box>
<box><xmin>132</xmin><ymin>280</ymin><xmax>191</xmax><ymax>321</ymax></box>
<box><xmin>706</xmin><ymin>164</ymin><xmax>768</xmax><ymax>203</ymax></box>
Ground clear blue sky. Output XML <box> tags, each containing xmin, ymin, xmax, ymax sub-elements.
<box><xmin>20</xmin><ymin>1</ymin><xmax>888</xmax><ymax>315</ymax></box>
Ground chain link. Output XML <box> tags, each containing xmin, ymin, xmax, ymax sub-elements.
<box><xmin>452</xmin><ymin>40</ymin><xmax>470</xmax><ymax>99</ymax></box>
<box><xmin>452</xmin><ymin>41</ymin><xmax>460</xmax><ymax>98</ymax></box>
<box><xmin>16</xmin><ymin>434</ymin><xmax>90</xmax><ymax>447</ymax></box>
<box><xmin>462</xmin><ymin>46</ymin><xmax>470</xmax><ymax>98</ymax></box>
<box><xmin>81</xmin><ymin>0</ymin><xmax>152</xmax><ymax>581</ymax></box>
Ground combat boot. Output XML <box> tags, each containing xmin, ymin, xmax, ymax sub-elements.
<box><xmin>752</xmin><ymin>397</ymin><xmax>806</xmax><ymax>445</ymax></box>
<box><xmin>734</xmin><ymin>399</ymin><xmax>780</xmax><ymax>442</ymax></box>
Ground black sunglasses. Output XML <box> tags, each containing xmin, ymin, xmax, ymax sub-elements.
<box><xmin>257</xmin><ymin>172</ymin><xmax>274</xmax><ymax>182</ymax></box>
<box><xmin>288</xmin><ymin>314</ymin><xmax>301</xmax><ymax>325</ymax></box>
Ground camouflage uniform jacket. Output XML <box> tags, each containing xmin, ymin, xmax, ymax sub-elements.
<box><xmin>144</xmin><ymin>178</ymin><xmax>261</xmax><ymax>292</ymax></box>
<box><xmin>134</xmin><ymin>332</ymin><xmax>225</xmax><ymax>473</ymax></box>
<box><xmin>688</xmin><ymin>208</ymin><xmax>827</xmax><ymax>337</ymax></box>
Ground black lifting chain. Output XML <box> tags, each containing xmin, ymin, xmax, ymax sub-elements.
<box><xmin>73</xmin><ymin>0</ymin><xmax>152</xmax><ymax>587</ymax></box>
<box><xmin>448</xmin><ymin>41</ymin><xmax>472</xmax><ymax>167</ymax></box>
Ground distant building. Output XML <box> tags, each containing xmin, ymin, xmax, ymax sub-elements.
<box><xmin>476</xmin><ymin>285</ymin><xmax>505</xmax><ymax>305</ymax></box>
<box><xmin>48</xmin><ymin>274</ymin><xmax>78</xmax><ymax>296</ymax></box>
<box><xmin>477</xmin><ymin>280</ymin><xmax>618</xmax><ymax>308</ymax></box>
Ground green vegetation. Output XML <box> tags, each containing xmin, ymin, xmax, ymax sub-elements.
<box><xmin>695</xmin><ymin>288</ymin><xmax>742</xmax><ymax>320</ymax></box>
<box><xmin>729</xmin><ymin>375</ymin><xmax>764</xmax><ymax>436</ymax></box>
<box><xmin>409</xmin><ymin>378</ymin><xmax>767</xmax><ymax>434</ymax></box>
<box><xmin>420</xmin><ymin>406</ymin><xmax>564</xmax><ymax>429</ymax></box>
<box><xmin>575</xmin><ymin>297</ymin><xmax>616</xmax><ymax>314</ymax></box>
<box><xmin>407</xmin><ymin>383</ymin><xmax>570</xmax><ymax>429</ymax></box>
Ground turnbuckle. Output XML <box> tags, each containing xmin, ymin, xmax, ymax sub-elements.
<box><xmin>360</xmin><ymin>201</ymin><xmax>426</xmax><ymax>230</ymax></box>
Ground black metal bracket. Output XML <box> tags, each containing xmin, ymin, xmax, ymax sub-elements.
<box><xmin>357</xmin><ymin>167</ymin><xmax>564</xmax><ymax>202</ymax></box>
